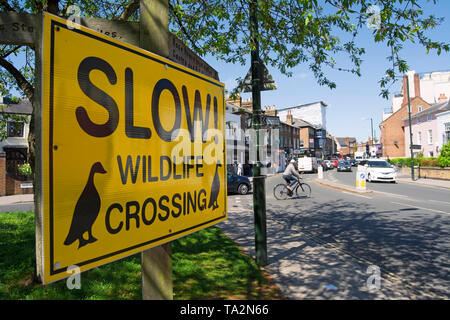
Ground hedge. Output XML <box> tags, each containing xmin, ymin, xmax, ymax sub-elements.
<box><xmin>389</xmin><ymin>157</ymin><xmax>444</xmax><ymax>168</ymax></box>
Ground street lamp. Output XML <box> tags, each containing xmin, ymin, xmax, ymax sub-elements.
<box><xmin>362</xmin><ymin>117</ymin><xmax>374</xmax><ymax>145</ymax></box>
<box><xmin>249</xmin><ymin>0</ymin><xmax>267</xmax><ymax>266</ymax></box>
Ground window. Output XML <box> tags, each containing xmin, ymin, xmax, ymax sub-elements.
<box><xmin>418</xmin><ymin>105</ymin><xmax>423</xmax><ymax>112</ymax></box>
<box><xmin>7</xmin><ymin>121</ymin><xmax>24</xmax><ymax>137</ymax></box>
<box><xmin>428</xmin><ymin>130</ymin><xmax>433</xmax><ymax>145</ymax></box>
<box><xmin>417</xmin><ymin>131</ymin><xmax>422</xmax><ymax>145</ymax></box>
<box><xmin>445</xmin><ymin>122</ymin><xmax>450</xmax><ymax>144</ymax></box>
<box><xmin>429</xmin><ymin>151</ymin><xmax>434</xmax><ymax>157</ymax></box>
<box><xmin>427</xmin><ymin>114</ymin><xmax>432</xmax><ymax>121</ymax></box>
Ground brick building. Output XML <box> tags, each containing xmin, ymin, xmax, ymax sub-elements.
<box><xmin>335</xmin><ymin>137</ymin><xmax>357</xmax><ymax>157</ymax></box>
<box><xmin>380</xmin><ymin>96</ymin><xmax>431</xmax><ymax>158</ymax></box>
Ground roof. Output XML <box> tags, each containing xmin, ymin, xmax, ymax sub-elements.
<box><xmin>402</xmin><ymin>100</ymin><xmax>450</xmax><ymax>121</ymax></box>
<box><xmin>380</xmin><ymin>96</ymin><xmax>430</xmax><ymax>125</ymax></box>
<box><xmin>289</xmin><ymin>117</ymin><xmax>318</xmax><ymax>129</ymax></box>
<box><xmin>277</xmin><ymin>101</ymin><xmax>328</xmax><ymax>112</ymax></box>
<box><xmin>0</xmin><ymin>100</ymin><xmax>32</xmax><ymax>115</ymax></box>
<box><xmin>335</xmin><ymin>137</ymin><xmax>357</xmax><ymax>146</ymax></box>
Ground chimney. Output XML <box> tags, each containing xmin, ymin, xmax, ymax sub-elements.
<box><xmin>414</xmin><ymin>73</ymin><xmax>421</xmax><ymax>98</ymax></box>
<box><xmin>286</xmin><ymin>110</ymin><xmax>293</xmax><ymax>125</ymax></box>
<box><xmin>438</xmin><ymin>93</ymin><xmax>448</xmax><ymax>104</ymax></box>
<box><xmin>402</xmin><ymin>75</ymin><xmax>408</xmax><ymax>105</ymax></box>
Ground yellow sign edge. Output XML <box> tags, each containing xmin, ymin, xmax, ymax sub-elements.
<box><xmin>40</xmin><ymin>12</ymin><xmax>228</xmax><ymax>284</ymax></box>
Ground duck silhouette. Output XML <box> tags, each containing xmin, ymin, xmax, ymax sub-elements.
<box><xmin>208</xmin><ymin>161</ymin><xmax>222</xmax><ymax>210</ymax></box>
<box><xmin>64</xmin><ymin>162</ymin><xmax>107</xmax><ymax>249</ymax></box>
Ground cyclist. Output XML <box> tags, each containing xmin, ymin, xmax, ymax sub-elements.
<box><xmin>282</xmin><ymin>159</ymin><xmax>302</xmax><ymax>193</ymax></box>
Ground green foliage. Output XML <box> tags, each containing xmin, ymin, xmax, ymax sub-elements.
<box><xmin>390</xmin><ymin>156</ymin><xmax>444</xmax><ymax>167</ymax></box>
<box><xmin>18</xmin><ymin>163</ymin><xmax>32</xmax><ymax>176</ymax></box>
<box><xmin>390</xmin><ymin>157</ymin><xmax>419</xmax><ymax>167</ymax></box>
<box><xmin>169</xmin><ymin>0</ymin><xmax>449</xmax><ymax>98</ymax></box>
<box><xmin>420</xmin><ymin>158</ymin><xmax>440</xmax><ymax>167</ymax></box>
<box><xmin>438</xmin><ymin>141</ymin><xmax>450</xmax><ymax>167</ymax></box>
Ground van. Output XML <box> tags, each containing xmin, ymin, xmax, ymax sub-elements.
<box><xmin>354</xmin><ymin>151</ymin><xmax>366</xmax><ymax>163</ymax></box>
<box><xmin>297</xmin><ymin>156</ymin><xmax>318</xmax><ymax>173</ymax></box>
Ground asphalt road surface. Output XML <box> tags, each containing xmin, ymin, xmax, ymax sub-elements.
<box><xmin>225</xmin><ymin>172</ymin><xmax>450</xmax><ymax>299</ymax></box>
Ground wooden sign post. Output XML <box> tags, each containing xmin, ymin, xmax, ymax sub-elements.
<box><xmin>139</xmin><ymin>0</ymin><xmax>172</xmax><ymax>300</ymax></box>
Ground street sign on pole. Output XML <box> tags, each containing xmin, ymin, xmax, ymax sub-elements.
<box><xmin>38</xmin><ymin>13</ymin><xmax>226</xmax><ymax>284</ymax></box>
<box><xmin>240</xmin><ymin>58</ymin><xmax>277</xmax><ymax>93</ymax></box>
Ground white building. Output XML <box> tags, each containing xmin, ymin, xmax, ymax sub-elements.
<box><xmin>0</xmin><ymin>99</ymin><xmax>32</xmax><ymax>154</ymax></box>
<box><xmin>436</xmin><ymin>103</ymin><xmax>450</xmax><ymax>150</ymax></box>
<box><xmin>383</xmin><ymin>70</ymin><xmax>450</xmax><ymax>121</ymax></box>
<box><xmin>225</xmin><ymin>102</ymin><xmax>245</xmax><ymax>166</ymax></box>
<box><xmin>277</xmin><ymin>101</ymin><xmax>328</xmax><ymax>130</ymax></box>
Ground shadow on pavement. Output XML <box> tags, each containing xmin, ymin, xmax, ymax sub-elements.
<box><xmin>220</xmin><ymin>189</ymin><xmax>450</xmax><ymax>299</ymax></box>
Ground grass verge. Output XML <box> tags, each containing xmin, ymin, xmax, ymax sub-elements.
<box><xmin>0</xmin><ymin>211</ymin><xmax>284</xmax><ymax>300</ymax></box>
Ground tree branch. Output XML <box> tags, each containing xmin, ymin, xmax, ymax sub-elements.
<box><xmin>168</xmin><ymin>1</ymin><xmax>201</xmax><ymax>53</ymax></box>
<box><xmin>118</xmin><ymin>0</ymin><xmax>139</xmax><ymax>21</ymax></box>
<box><xmin>0</xmin><ymin>56</ymin><xmax>34</xmax><ymax>103</ymax></box>
<box><xmin>0</xmin><ymin>0</ymin><xmax>15</xmax><ymax>12</ymax></box>
<box><xmin>1</xmin><ymin>45</ymin><xmax>22</xmax><ymax>59</ymax></box>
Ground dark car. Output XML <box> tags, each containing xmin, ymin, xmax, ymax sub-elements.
<box><xmin>349</xmin><ymin>158</ymin><xmax>358</xmax><ymax>167</ymax></box>
<box><xmin>227</xmin><ymin>172</ymin><xmax>252</xmax><ymax>195</ymax></box>
<box><xmin>337</xmin><ymin>160</ymin><xmax>352</xmax><ymax>172</ymax></box>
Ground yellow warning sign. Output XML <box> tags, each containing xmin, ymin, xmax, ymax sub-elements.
<box><xmin>40</xmin><ymin>13</ymin><xmax>226</xmax><ymax>284</ymax></box>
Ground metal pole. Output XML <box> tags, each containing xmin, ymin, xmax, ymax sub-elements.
<box><xmin>370</xmin><ymin>118</ymin><xmax>374</xmax><ymax>144</ymax></box>
<box><xmin>249</xmin><ymin>0</ymin><xmax>267</xmax><ymax>266</ymax></box>
<box><xmin>406</xmin><ymin>76</ymin><xmax>415</xmax><ymax>180</ymax></box>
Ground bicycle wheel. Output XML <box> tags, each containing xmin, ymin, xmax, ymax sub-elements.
<box><xmin>296</xmin><ymin>183</ymin><xmax>311</xmax><ymax>198</ymax></box>
<box><xmin>274</xmin><ymin>184</ymin><xmax>289</xmax><ymax>200</ymax></box>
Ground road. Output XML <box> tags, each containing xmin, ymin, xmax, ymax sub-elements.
<box><xmin>223</xmin><ymin>171</ymin><xmax>450</xmax><ymax>299</ymax></box>
<box><xmin>325</xmin><ymin>168</ymin><xmax>450</xmax><ymax>207</ymax></box>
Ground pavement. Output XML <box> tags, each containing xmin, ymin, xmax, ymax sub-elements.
<box><xmin>396</xmin><ymin>176</ymin><xmax>450</xmax><ymax>189</ymax></box>
<box><xmin>220</xmin><ymin>172</ymin><xmax>450</xmax><ymax>299</ymax></box>
<box><xmin>0</xmin><ymin>193</ymin><xmax>34</xmax><ymax>213</ymax></box>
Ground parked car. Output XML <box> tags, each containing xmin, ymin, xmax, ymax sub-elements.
<box><xmin>337</xmin><ymin>160</ymin><xmax>352</xmax><ymax>172</ymax></box>
<box><xmin>357</xmin><ymin>159</ymin><xmax>397</xmax><ymax>183</ymax></box>
<box><xmin>227</xmin><ymin>172</ymin><xmax>252</xmax><ymax>194</ymax></box>
<box><xmin>349</xmin><ymin>159</ymin><xmax>358</xmax><ymax>167</ymax></box>
<box><xmin>330</xmin><ymin>158</ymin><xmax>339</xmax><ymax>167</ymax></box>
<box><xmin>324</xmin><ymin>160</ymin><xmax>334</xmax><ymax>169</ymax></box>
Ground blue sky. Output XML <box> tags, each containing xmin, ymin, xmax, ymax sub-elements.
<box><xmin>202</xmin><ymin>0</ymin><xmax>450</xmax><ymax>143</ymax></box>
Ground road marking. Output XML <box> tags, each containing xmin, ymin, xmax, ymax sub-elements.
<box><xmin>428</xmin><ymin>199</ymin><xmax>450</xmax><ymax>205</ymax></box>
<box><xmin>390</xmin><ymin>201</ymin><xmax>449</xmax><ymax>214</ymax></box>
<box><xmin>374</xmin><ymin>191</ymin><xmax>410</xmax><ymax>199</ymax></box>
<box><xmin>341</xmin><ymin>191</ymin><xmax>372</xmax><ymax>199</ymax></box>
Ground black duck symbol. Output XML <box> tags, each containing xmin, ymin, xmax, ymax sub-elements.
<box><xmin>64</xmin><ymin>162</ymin><xmax>107</xmax><ymax>249</ymax></box>
<box><xmin>208</xmin><ymin>161</ymin><xmax>222</xmax><ymax>210</ymax></box>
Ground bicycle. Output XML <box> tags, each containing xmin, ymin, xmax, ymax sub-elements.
<box><xmin>273</xmin><ymin>177</ymin><xmax>311</xmax><ymax>200</ymax></box>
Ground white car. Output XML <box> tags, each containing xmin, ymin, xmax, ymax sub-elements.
<box><xmin>357</xmin><ymin>159</ymin><xmax>397</xmax><ymax>183</ymax></box>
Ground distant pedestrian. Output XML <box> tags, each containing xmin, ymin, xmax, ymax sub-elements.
<box><xmin>237</xmin><ymin>162</ymin><xmax>243</xmax><ymax>175</ymax></box>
